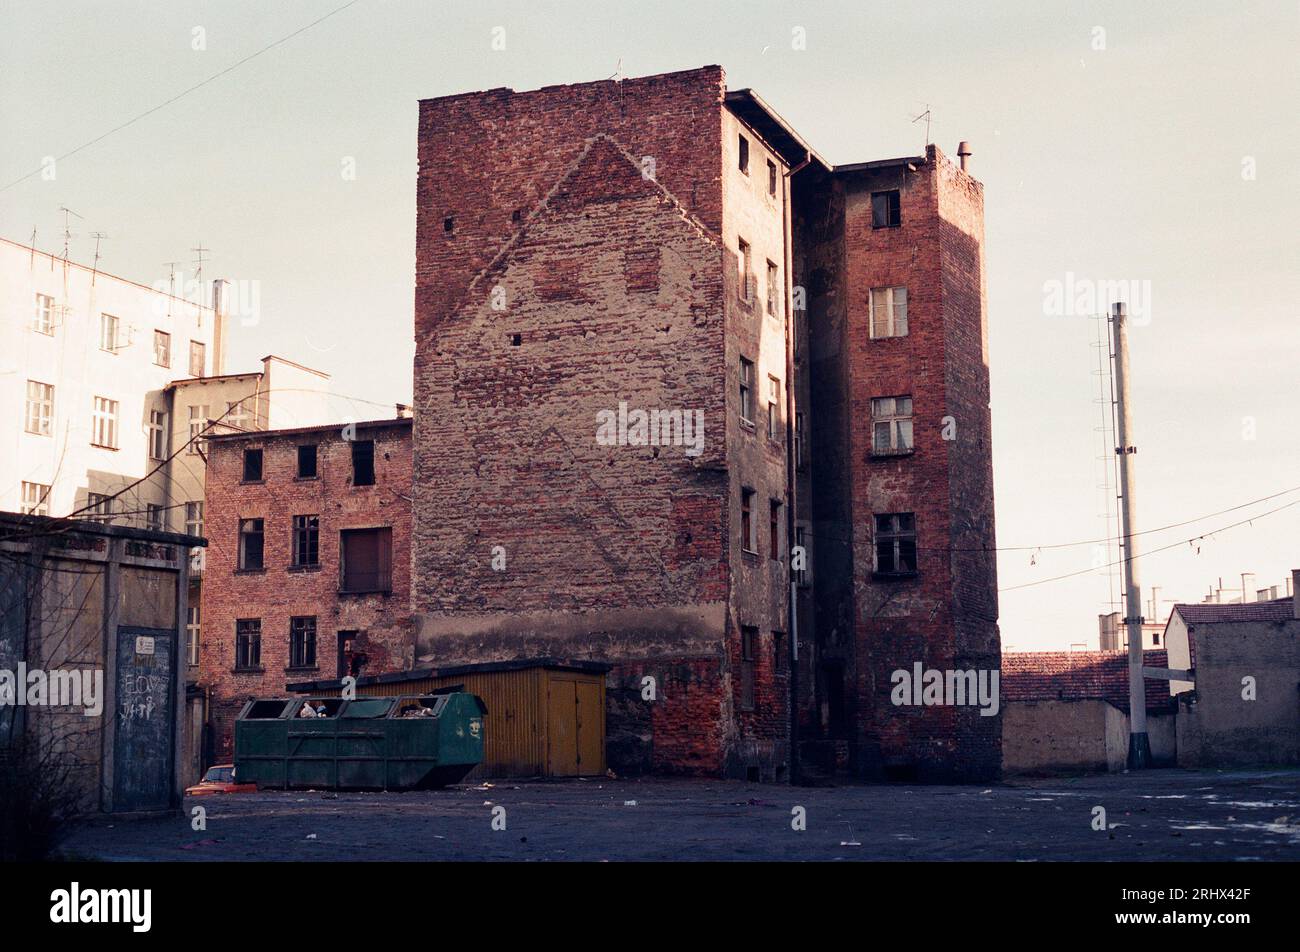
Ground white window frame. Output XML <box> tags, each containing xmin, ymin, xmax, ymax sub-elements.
<box><xmin>188</xmin><ymin>405</ymin><xmax>210</xmax><ymax>455</ymax></box>
<box><xmin>869</xmin><ymin>286</ymin><xmax>908</xmax><ymax>339</ymax></box>
<box><xmin>871</xmin><ymin>396</ymin><xmax>914</xmax><ymax>455</ymax></box>
<box><xmin>149</xmin><ymin>409</ymin><xmax>168</xmax><ymax>461</ymax></box>
<box><xmin>186</xmin><ymin>605</ymin><xmax>201</xmax><ymax>667</ymax></box>
<box><xmin>21</xmin><ymin>481</ymin><xmax>50</xmax><ymax>516</ymax></box>
<box><xmin>86</xmin><ymin>491</ymin><xmax>113</xmax><ymax>524</ymax></box>
<box><xmin>766</xmin><ymin>260</ymin><xmax>780</xmax><ymax>316</ymax></box>
<box><xmin>33</xmin><ymin>294</ymin><xmax>55</xmax><ymax>334</ymax></box>
<box><xmin>767</xmin><ymin>375</ymin><xmax>781</xmax><ymax>441</ymax></box>
<box><xmin>91</xmin><ymin>396</ymin><xmax>119</xmax><ymax>449</ymax></box>
<box><xmin>25</xmin><ymin>380</ymin><xmax>54</xmax><ymax>436</ymax></box>
<box><xmin>100</xmin><ymin>313</ymin><xmax>120</xmax><ymax>353</ymax></box>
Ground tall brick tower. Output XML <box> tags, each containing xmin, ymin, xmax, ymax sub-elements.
<box><xmin>794</xmin><ymin>148</ymin><xmax>1001</xmax><ymax>782</ymax></box>
<box><xmin>412</xmin><ymin>67</ymin><xmax>999</xmax><ymax>781</ymax></box>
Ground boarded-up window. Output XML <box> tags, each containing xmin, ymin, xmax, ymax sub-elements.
<box><xmin>624</xmin><ymin>246</ymin><xmax>660</xmax><ymax>293</ymax></box>
<box><xmin>340</xmin><ymin>527</ymin><xmax>392</xmax><ymax>594</ymax></box>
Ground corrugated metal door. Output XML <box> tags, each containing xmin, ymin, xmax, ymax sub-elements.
<box><xmin>546</xmin><ymin>679</ymin><xmax>579</xmax><ymax>776</ymax></box>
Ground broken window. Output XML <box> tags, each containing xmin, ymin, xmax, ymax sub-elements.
<box><xmin>238</xmin><ymin>518</ymin><xmax>264</xmax><ymax>571</ymax></box>
<box><xmin>351</xmin><ymin>439</ymin><xmax>375</xmax><ymax>486</ymax></box>
<box><xmin>235</xmin><ymin>618</ymin><xmax>262</xmax><ymax>670</ymax></box>
<box><xmin>871</xmin><ymin>189</ymin><xmax>901</xmax><ymax>228</ymax></box>
<box><xmin>869</xmin><ymin>286</ymin><xmax>908</xmax><ymax>339</ymax></box>
<box><xmin>243</xmin><ymin>447</ymin><xmax>263</xmax><ymax>482</ymax></box>
<box><xmin>874</xmin><ymin>513</ymin><xmax>917</xmax><ymax>576</ymax></box>
<box><xmin>871</xmin><ymin>396</ymin><xmax>914</xmax><ymax>454</ymax></box>
<box><xmin>340</xmin><ymin>527</ymin><xmax>392</xmax><ymax>594</ymax></box>
<box><xmin>297</xmin><ymin>444</ymin><xmax>318</xmax><ymax>479</ymax></box>
<box><xmin>738</xmin><ymin>134</ymin><xmax>750</xmax><ymax>174</ymax></box>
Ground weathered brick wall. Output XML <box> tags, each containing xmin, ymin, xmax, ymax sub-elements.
<box><xmin>412</xmin><ymin>68</ymin><xmax>798</xmax><ymax>778</ymax></box>
<box><xmin>198</xmin><ymin>421</ymin><xmax>413</xmax><ymax>758</ymax></box>
<box><xmin>801</xmin><ymin>147</ymin><xmax>999</xmax><ymax>782</ymax></box>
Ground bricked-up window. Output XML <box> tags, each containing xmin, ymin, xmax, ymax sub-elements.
<box><xmin>795</xmin><ymin>412</ymin><xmax>807</xmax><ymax>470</ymax></box>
<box><xmin>235</xmin><ymin>618</ymin><xmax>262</xmax><ymax>670</ymax></box>
<box><xmin>292</xmin><ymin>515</ymin><xmax>320</xmax><ymax>567</ymax></box>
<box><xmin>871</xmin><ymin>189</ymin><xmax>901</xmax><ymax>228</ymax></box>
<box><xmin>21</xmin><ymin>481</ymin><xmax>50</xmax><ymax>516</ymax></box>
<box><xmin>289</xmin><ymin>616</ymin><xmax>317</xmax><ymax>669</ymax></box>
<box><xmin>766</xmin><ymin>260</ymin><xmax>780</xmax><ymax>316</ymax></box>
<box><xmin>189</xmin><ymin>340</ymin><xmax>206</xmax><ymax>377</ymax></box>
<box><xmin>33</xmin><ymin>293</ymin><xmax>55</xmax><ymax>334</ymax></box>
<box><xmin>874</xmin><ymin>513</ymin><xmax>917</xmax><ymax>576</ymax></box>
<box><xmin>871</xmin><ymin>396</ymin><xmax>914</xmax><ymax>454</ymax></box>
<box><xmin>739</xmin><ymin>357</ymin><xmax>754</xmax><ymax>424</ymax></box>
<box><xmin>238</xmin><ymin>518</ymin><xmax>265</xmax><ymax>571</ymax></box>
<box><xmin>740</xmin><ymin>489</ymin><xmax>757</xmax><ymax>554</ymax></box>
<box><xmin>297</xmin><ymin>444</ymin><xmax>318</xmax><ymax>478</ymax></box>
<box><xmin>25</xmin><ymin>380</ymin><xmax>53</xmax><ymax>435</ymax></box>
<box><xmin>737</xmin><ymin>238</ymin><xmax>752</xmax><ymax>302</ymax></box>
<box><xmin>769</xmin><ymin>499</ymin><xmax>782</xmax><ymax>560</ymax></box>
<box><xmin>767</xmin><ymin>159</ymin><xmax>778</xmax><ymax>196</ymax></box>
<box><xmin>86</xmin><ymin>492</ymin><xmax>113</xmax><ymax>524</ymax></box>
<box><xmin>91</xmin><ymin>396</ymin><xmax>118</xmax><ymax>448</ymax></box>
<box><xmin>340</xmin><ymin>527</ymin><xmax>393</xmax><ymax>594</ymax></box>
<box><xmin>869</xmin><ymin>286</ymin><xmax>908</xmax><ymax>338</ymax></box>
<box><xmin>153</xmin><ymin>330</ymin><xmax>171</xmax><ymax>367</ymax></box>
<box><xmin>186</xmin><ymin>605</ymin><xmax>201</xmax><ymax>667</ymax></box>
<box><xmin>767</xmin><ymin>376</ymin><xmax>781</xmax><ymax>441</ymax></box>
<box><xmin>738</xmin><ymin>134</ymin><xmax>750</xmax><ymax>174</ymax></box>
<box><xmin>242</xmin><ymin>447</ymin><xmax>263</xmax><ymax>482</ymax></box>
<box><xmin>351</xmin><ymin>439</ymin><xmax>375</xmax><ymax>486</ymax></box>
<box><xmin>99</xmin><ymin>313</ymin><xmax>120</xmax><ymax>353</ymax></box>
<box><xmin>740</xmin><ymin>625</ymin><xmax>757</xmax><ymax>711</ymax></box>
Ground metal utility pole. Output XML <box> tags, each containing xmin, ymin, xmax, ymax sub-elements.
<box><xmin>1111</xmin><ymin>302</ymin><xmax>1151</xmax><ymax>769</ymax></box>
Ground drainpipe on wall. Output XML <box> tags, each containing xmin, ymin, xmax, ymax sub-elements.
<box><xmin>783</xmin><ymin>151</ymin><xmax>812</xmax><ymax>784</ymax></box>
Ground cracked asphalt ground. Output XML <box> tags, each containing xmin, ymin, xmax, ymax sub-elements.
<box><xmin>60</xmin><ymin>768</ymin><xmax>1299</xmax><ymax>861</ymax></box>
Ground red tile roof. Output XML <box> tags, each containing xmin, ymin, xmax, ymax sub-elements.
<box><xmin>1001</xmin><ymin>649</ymin><xmax>1175</xmax><ymax>713</ymax></box>
<box><xmin>1171</xmin><ymin>597</ymin><xmax>1295</xmax><ymax>625</ymax></box>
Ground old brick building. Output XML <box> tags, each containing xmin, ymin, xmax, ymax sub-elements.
<box><xmin>411</xmin><ymin>66</ymin><xmax>999</xmax><ymax>781</ymax></box>
<box><xmin>198</xmin><ymin>417</ymin><xmax>413</xmax><ymax>758</ymax></box>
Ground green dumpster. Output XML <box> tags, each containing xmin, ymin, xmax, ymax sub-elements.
<box><xmin>234</xmin><ymin>692</ymin><xmax>486</xmax><ymax>791</ymax></box>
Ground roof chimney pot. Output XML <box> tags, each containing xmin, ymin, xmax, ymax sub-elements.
<box><xmin>957</xmin><ymin>141</ymin><xmax>972</xmax><ymax>172</ymax></box>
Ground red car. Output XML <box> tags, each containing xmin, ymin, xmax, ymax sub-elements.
<box><xmin>185</xmin><ymin>764</ymin><xmax>257</xmax><ymax>796</ymax></box>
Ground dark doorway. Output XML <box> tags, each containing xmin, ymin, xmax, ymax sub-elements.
<box><xmin>336</xmin><ymin>630</ymin><xmax>367</xmax><ymax>679</ymax></box>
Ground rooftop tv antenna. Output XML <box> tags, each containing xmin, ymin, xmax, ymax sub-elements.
<box><xmin>911</xmin><ymin>104</ymin><xmax>932</xmax><ymax>150</ymax></box>
<box><xmin>191</xmin><ymin>244</ymin><xmax>210</xmax><ymax>305</ymax></box>
<box><xmin>57</xmin><ymin>205</ymin><xmax>82</xmax><ymax>260</ymax></box>
<box><xmin>90</xmin><ymin>232</ymin><xmax>109</xmax><ymax>284</ymax></box>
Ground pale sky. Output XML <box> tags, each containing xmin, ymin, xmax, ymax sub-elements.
<box><xmin>2</xmin><ymin>0</ymin><xmax>1297</xmax><ymax>650</ymax></box>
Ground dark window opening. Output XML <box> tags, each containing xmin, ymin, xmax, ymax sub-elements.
<box><xmin>289</xmin><ymin>616</ymin><xmax>317</xmax><ymax>669</ymax></box>
<box><xmin>337</xmin><ymin>630</ymin><xmax>367</xmax><ymax>679</ymax></box>
<box><xmin>297</xmin><ymin>444</ymin><xmax>318</xmax><ymax>479</ymax></box>
<box><xmin>769</xmin><ymin>500</ymin><xmax>781</xmax><ymax>560</ymax></box>
<box><xmin>242</xmin><ymin>447</ymin><xmax>263</xmax><ymax>482</ymax></box>
<box><xmin>767</xmin><ymin>159</ymin><xmax>777</xmax><ymax>196</ymax></box>
<box><xmin>872</xmin><ymin>189</ymin><xmax>902</xmax><ymax>228</ymax></box>
<box><xmin>874</xmin><ymin>512</ymin><xmax>917</xmax><ymax>575</ymax></box>
<box><xmin>510</xmin><ymin>333</ymin><xmax>522</xmax><ymax>346</ymax></box>
<box><xmin>740</xmin><ymin>489</ymin><xmax>756</xmax><ymax>553</ymax></box>
<box><xmin>238</xmin><ymin>518</ymin><xmax>264</xmax><ymax>571</ymax></box>
<box><xmin>443</xmin><ymin>216</ymin><xmax>454</xmax><ymax>232</ymax></box>
<box><xmin>511</xmin><ymin>209</ymin><xmax>521</xmax><ymax>222</ymax></box>
<box><xmin>351</xmin><ymin>439</ymin><xmax>375</xmax><ymax>486</ymax></box>
<box><xmin>235</xmin><ymin>618</ymin><xmax>262</xmax><ymax>669</ymax></box>
<box><xmin>738</xmin><ymin>134</ymin><xmax>750</xmax><ymax>174</ymax></box>
<box><xmin>292</xmin><ymin>514</ymin><xmax>320</xmax><ymax>567</ymax></box>
<box><xmin>340</xmin><ymin>527</ymin><xmax>393</xmax><ymax>594</ymax></box>
<box><xmin>740</xmin><ymin>625</ymin><xmax>757</xmax><ymax>711</ymax></box>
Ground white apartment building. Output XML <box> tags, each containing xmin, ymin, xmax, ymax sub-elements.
<box><xmin>1</xmin><ymin>236</ymin><xmax>219</xmax><ymax>526</ymax></box>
